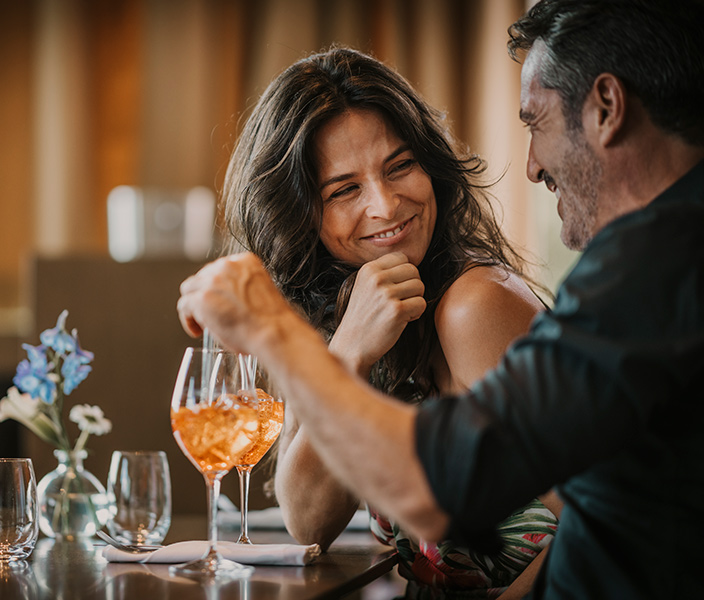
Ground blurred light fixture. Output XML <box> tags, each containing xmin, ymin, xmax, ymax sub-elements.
<box><xmin>107</xmin><ymin>186</ymin><xmax>216</xmax><ymax>262</ymax></box>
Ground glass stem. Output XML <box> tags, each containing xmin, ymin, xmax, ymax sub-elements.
<box><xmin>205</xmin><ymin>472</ymin><xmax>224</xmax><ymax>555</ymax></box>
<box><xmin>240</xmin><ymin>577</ymin><xmax>251</xmax><ymax>600</ymax></box>
<box><xmin>237</xmin><ymin>466</ymin><xmax>253</xmax><ymax>544</ymax></box>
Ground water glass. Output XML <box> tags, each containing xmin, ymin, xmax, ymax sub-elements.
<box><xmin>107</xmin><ymin>451</ymin><xmax>172</xmax><ymax>545</ymax></box>
<box><xmin>0</xmin><ymin>458</ymin><xmax>38</xmax><ymax>561</ymax></box>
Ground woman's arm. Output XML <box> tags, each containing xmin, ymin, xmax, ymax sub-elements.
<box><xmin>496</xmin><ymin>546</ymin><xmax>550</xmax><ymax>600</ymax></box>
<box><xmin>274</xmin><ymin>252</ymin><xmax>426</xmax><ymax>548</ymax></box>
<box><xmin>274</xmin><ymin>404</ymin><xmax>360</xmax><ymax>550</ymax></box>
<box><xmin>434</xmin><ymin>266</ymin><xmax>562</xmax><ymax>597</ymax></box>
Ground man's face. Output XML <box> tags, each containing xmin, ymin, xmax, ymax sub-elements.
<box><xmin>519</xmin><ymin>43</ymin><xmax>603</xmax><ymax>251</ymax></box>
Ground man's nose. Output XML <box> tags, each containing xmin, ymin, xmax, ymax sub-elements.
<box><xmin>365</xmin><ymin>181</ymin><xmax>400</xmax><ymax>218</ymax></box>
<box><xmin>526</xmin><ymin>141</ymin><xmax>544</xmax><ymax>184</ymax></box>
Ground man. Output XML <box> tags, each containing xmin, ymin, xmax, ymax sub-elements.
<box><xmin>178</xmin><ymin>0</ymin><xmax>704</xmax><ymax>596</ymax></box>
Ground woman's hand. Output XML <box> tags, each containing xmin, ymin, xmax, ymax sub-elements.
<box><xmin>328</xmin><ymin>252</ymin><xmax>426</xmax><ymax>377</ymax></box>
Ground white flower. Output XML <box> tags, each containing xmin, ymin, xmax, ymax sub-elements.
<box><xmin>0</xmin><ymin>386</ymin><xmax>63</xmax><ymax>446</ymax></box>
<box><xmin>69</xmin><ymin>404</ymin><xmax>112</xmax><ymax>436</ymax></box>
<box><xmin>0</xmin><ymin>386</ymin><xmax>39</xmax><ymax>422</ymax></box>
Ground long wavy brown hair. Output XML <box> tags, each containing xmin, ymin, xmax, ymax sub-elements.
<box><xmin>224</xmin><ymin>46</ymin><xmax>541</xmax><ymax>401</ymax></box>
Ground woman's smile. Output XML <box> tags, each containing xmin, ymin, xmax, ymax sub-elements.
<box><xmin>363</xmin><ymin>217</ymin><xmax>413</xmax><ymax>241</ymax></box>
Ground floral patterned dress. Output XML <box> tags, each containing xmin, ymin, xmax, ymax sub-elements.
<box><xmin>369</xmin><ymin>499</ymin><xmax>558</xmax><ymax>599</ymax></box>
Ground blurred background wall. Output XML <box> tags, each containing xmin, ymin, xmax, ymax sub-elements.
<box><xmin>0</xmin><ymin>0</ymin><xmax>577</xmax><ymax>513</ymax></box>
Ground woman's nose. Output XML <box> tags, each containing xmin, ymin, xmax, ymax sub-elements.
<box><xmin>365</xmin><ymin>181</ymin><xmax>400</xmax><ymax>218</ymax></box>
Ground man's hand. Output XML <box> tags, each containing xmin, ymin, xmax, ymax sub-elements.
<box><xmin>177</xmin><ymin>253</ymin><xmax>294</xmax><ymax>354</ymax></box>
<box><xmin>329</xmin><ymin>252</ymin><xmax>426</xmax><ymax>376</ymax></box>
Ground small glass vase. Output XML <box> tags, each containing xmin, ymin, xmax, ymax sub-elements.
<box><xmin>37</xmin><ymin>450</ymin><xmax>110</xmax><ymax>540</ymax></box>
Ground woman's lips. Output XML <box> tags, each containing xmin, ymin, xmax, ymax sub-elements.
<box><xmin>363</xmin><ymin>217</ymin><xmax>413</xmax><ymax>241</ymax></box>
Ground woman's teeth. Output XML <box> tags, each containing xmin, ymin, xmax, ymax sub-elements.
<box><xmin>372</xmin><ymin>223</ymin><xmax>405</xmax><ymax>239</ymax></box>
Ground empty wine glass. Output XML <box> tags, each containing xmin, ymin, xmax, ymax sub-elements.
<box><xmin>169</xmin><ymin>347</ymin><xmax>260</xmax><ymax>579</ymax></box>
<box><xmin>0</xmin><ymin>458</ymin><xmax>38</xmax><ymax>562</ymax></box>
<box><xmin>107</xmin><ymin>450</ymin><xmax>172</xmax><ymax>545</ymax></box>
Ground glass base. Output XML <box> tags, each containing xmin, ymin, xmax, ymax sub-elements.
<box><xmin>169</xmin><ymin>551</ymin><xmax>253</xmax><ymax>580</ymax></box>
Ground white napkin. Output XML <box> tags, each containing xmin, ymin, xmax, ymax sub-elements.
<box><xmin>102</xmin><ymin>540</ymin><xmax>321</xmax><ymax>565</ymax></box>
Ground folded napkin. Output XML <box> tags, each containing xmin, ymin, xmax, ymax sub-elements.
<box><xmin>102</xmin><ymin>540</ymin><xmax>321</xmax><ymax>566</ymax></box>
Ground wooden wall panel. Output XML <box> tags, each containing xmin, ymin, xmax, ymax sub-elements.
<box><xmin>0</xmin><ymin>2</ymin><xmax>34</xmax><ymax>308</ymax></box>
<box><xmin>86</xmin><ymin>0</ymin><xmax>144</xmax><ymax>251</ymax></box>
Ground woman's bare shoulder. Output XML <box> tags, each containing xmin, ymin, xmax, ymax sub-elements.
<box><xmin>433</xmin><ymin>265</ymin><xmax>544</xmax><ymax>390</ymax></box>
<box><xmin>437</xmin><ymin>264</ymin><xmax>544</xmax><ymax>324</ymax></box>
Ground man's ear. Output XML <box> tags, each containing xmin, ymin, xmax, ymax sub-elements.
<box><xmin>583</xmin><ymin>73</ymin><xmax>627</xmax><ymax>147</ymax></box>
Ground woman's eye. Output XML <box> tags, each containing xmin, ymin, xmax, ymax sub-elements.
<box><xmin>390</xmin><ymin>159</ymin><xmax>415</xmax><ymax>175</ymax></box>
<box><xmin>328</xmin><ymin>185</ymin><xmax>357</xmax><ymax>200</ymax></box>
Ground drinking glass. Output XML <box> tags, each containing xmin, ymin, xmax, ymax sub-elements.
<box><xmin>107</xmin><ymin>450</ymin><xmax>172</xmax><ymax>545</ymax></box>
<box><xmin>0</xmin><ymin>458</ymin><xmax>38</xmax><ymax>562</ymax></box>
<box><xmin>170</xmin><ymin>347</ymin><xmax>260</xmax><ymax>579</ymax></box>
<box><xmin>235</xmin><ymin>358</ymin><xmax>284</xmax><ymax>544</ymax></box>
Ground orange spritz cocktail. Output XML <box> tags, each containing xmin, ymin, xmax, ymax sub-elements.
<box><xmin>235</xmin><ymin>388</ymin><xmax>284</xmax><ymax>544</ymax></box>
<box><xmin>238</xmin><ymin>389</ymin><xmax>284</xmax><ymax>467</ymax></box>
<box><xmin>171</xmin><ymin>396</ymin><xmax>259</xmax><ymax>474</ymax></box>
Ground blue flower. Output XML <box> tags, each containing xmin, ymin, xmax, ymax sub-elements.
<box><xmin>23</xmin><ymin>343</ymin><xmax>49</xmax><ymax>369</ymax></box>
<box><xmin>39</xmin><ymin>310</ymin><xmax>76</xmax><ymax>355</ymax></box>
<box><xmin>70</xmin><ymin>331</ymin><xmax>94</xmax><ymax>364</ymax></box>
<box><xmin>5</xmin><ymin>310</ymin><xmax>108</xmax><ymax>454</ymax></box>
<box><xmin>14</xmin><ymin>344</ymin><xmax>57</xmax><ymax>404</ymax></box>
<box><xmin>61</xmin><ymin>352</ymin><xmax>92</xmax><ymax>395</ymax></box>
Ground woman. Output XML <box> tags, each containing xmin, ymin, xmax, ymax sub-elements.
<box><xmin>223</xmin><ymin>47</ymin><xmax>560</xmax><ymax>599</ymax></box>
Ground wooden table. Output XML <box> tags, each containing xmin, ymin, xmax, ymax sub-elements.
<box><xmin>0</xmin><ymin>516</ymin><xmax>399</xmax><ymax>600</ymax></box>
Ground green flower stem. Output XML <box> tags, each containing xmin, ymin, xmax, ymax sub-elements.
<box><xmin>71</xmin><ymin>453</ymin><xmax>102</xmax><ymax>537</ymax></box>
<box><xmin>45</xmin><ymin>391</ymin><xmax>71</xmax><ymax>451</ymax></box>
<box><xmin>50</xmin><ymin>451</ymin><xmax>101</xmax><ymax>538</ymax></box>
<box><xmin>72</xmin><ymin>429</ymin><xmax>90</xmax><ymax>453</ymax></box>
<box><xmin>52</xmin><ymin>465</ymin><xmax>74</xmax><ymax>536</ymax></box>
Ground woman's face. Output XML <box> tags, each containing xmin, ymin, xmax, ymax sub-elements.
<box><xmin>314</xmin><ymin>108</ymin><xmax>437</xmax><ymax>267</ymax></box>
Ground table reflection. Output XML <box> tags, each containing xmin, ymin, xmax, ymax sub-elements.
<box><xmin>0</xmin><ymin>561</ymin><xmax>39</xmax><ymax>600</ymax></box>
<box><xmin>4</xmin><ymin>521</ymin><xmax>398</xmax><ymax>600</ymax></box>
<box><xmin>33</xmin><ymin>538</ymin><xmax>106</xmax><ymax>599</ymax></box>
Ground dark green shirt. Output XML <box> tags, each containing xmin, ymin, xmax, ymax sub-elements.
<box><xmin>416</xmin><ymin>161</ymin><xmax>704</xmax><ymax>598</ymax></box>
